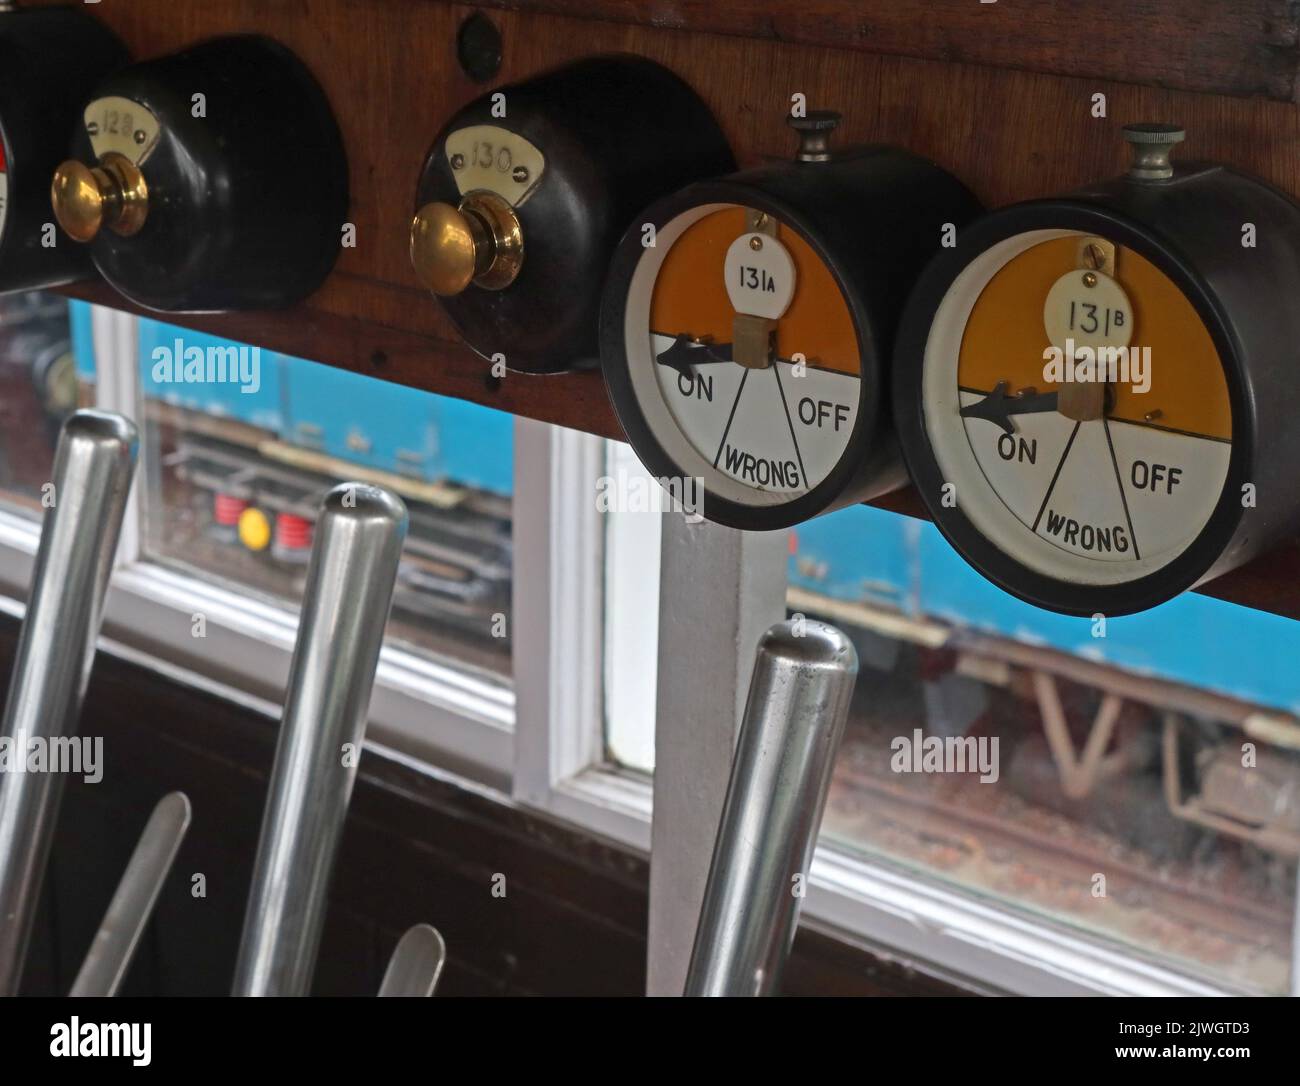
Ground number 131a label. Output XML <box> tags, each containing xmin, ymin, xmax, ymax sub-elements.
<box><xmin>724</xmin><ymin>232</ymin><xmax>796</xmax><ymax>320</ymax></box>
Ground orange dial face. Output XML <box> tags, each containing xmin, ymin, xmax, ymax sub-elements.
<box><xmin>651</xmin><ymin>206</ymin><xmax>860</xmax><ymax>377</ymax></box>
<box><xmin>628</xmin><ymin>204</ymin><xmax>863</xmax><ymax>503</ymax></box>
<box><xmin>958</xmin><ymin>236</ymin><xmax>1230</xmax><ymax>441</ymax></box>
<box><xmin>923</xmin><ymin>230</ymin><xmax>1233</xmax><ymax>583</ymax></box>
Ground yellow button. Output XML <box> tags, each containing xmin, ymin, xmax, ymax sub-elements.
<box><xmin>238</xmin><ymin>507</ymin><xmax>272</xmax><ymax>551</ymax></box>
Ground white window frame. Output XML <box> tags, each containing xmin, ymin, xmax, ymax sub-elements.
<box><xmin>511</xmin><ymin>419</ymin><xmax>652</xmax><ymax>850</ymax></box>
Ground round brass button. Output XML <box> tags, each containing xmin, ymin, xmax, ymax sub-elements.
<box><xmin>410</xmin><ymin>202</ymin><xmax>483</xmax><ymax>296</ymax></box>
<box><xmin>410</xmin><ymin>191</ymin><xmax>523</xmax><ymax>296</ymax></box>
<box><xmin>50</xmin><ymin>160</ymin><xmax>105</xmax><ymax>243</ymax></box>
<box><xmin>51</xmin><ymin>152</ymin><xmax>149</xmax><ymax>242</ymax></box>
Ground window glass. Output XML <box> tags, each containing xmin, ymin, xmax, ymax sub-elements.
<box><xmin>603</xmin><ymin>441</ymin><xmax>659</xmax><ymax>773</ymax></box>
<box><xmin>135</xmin><ymin>317</ymin><xmax>513</xmax><ymax>676</ymax></box>
<box><xmin>793</xmin><ymin>503</ymin><xmax>1300</xmax><ymax>995</ymax></box>
<box><xmin>603</xmin><ymin>474</ymin><xmax>1299</xmax><ymax>992</ymax></box>
<box><xmin>0</xmin><ymin>292</ymin><xmax>88</xmax><ymax>515</ymax></box>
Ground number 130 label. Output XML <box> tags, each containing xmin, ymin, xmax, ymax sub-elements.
<box><xmin>444</xmin><ymin>124</ymin><xmax>546</xmax><ymax>207</ymax></box>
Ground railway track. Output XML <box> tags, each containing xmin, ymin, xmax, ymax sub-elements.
<box><xmin>824</xmin><ymin>738</ymin><xmax>1293</xmax><ymax>991</ymax></box>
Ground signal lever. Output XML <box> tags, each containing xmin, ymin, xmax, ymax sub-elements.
<box><xmin>71</xmin><ymin>791</ymin><xmax>192</xmax><ymax>997</ymax></box>
<box><xmin>0</xmin><ymin>411</ymin><xmax>138</xmax><ymax>996</ymax></box>
<box><xmin>233</xmin><ymin>483</ymin><xmax>407</xmax><ymax>997</ymax></box>
<box><xmin>684</xmin><ymin>619</ymin><xmax>858</xmax><ymax>996</ymax></box>
<box><xmin>378</xmin><ymin>923</ymin><xmax>447</xmax><ymax>997</ymax></box>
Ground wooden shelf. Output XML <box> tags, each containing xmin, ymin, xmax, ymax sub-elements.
<box><xmin>46</xmin><ymin>0</ymin><xmax>1300</xmax><ymax>422</ymax></box>
<box><xmin>59</xmin><ymin>281</ymin><xmax>624</xmax><ymax>440</ymax></box>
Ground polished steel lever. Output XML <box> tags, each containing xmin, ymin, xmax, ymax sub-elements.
<box><xmin>0</xmin><ymin>410</ymin><xmax>138</xmax><ymax>995</ymax></box>
<box><xmin>684</xmin><ymin>619</ymin><xmax>858</xmax><ymax>996</ymax></box>
<box><xmin>377</xmin><ymin>923</ymin><xmax>447</xmax><ymax>997</ymax></box>
<box><xmin>232</xmin><ymin>483</ymin><xmax>407</xmax><ymax>997</ymax></box>
<box><xmin>70</xmin><ymin>791</ymin><xmax>192</xmax><ymax>997</ymax></box>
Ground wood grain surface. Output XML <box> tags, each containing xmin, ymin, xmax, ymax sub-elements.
<box><xmin>471</xmin><ymin>0</ymin><xmax>1300</xmax><ymax>100</ymax></box>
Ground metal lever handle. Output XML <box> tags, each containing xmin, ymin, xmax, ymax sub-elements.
<box><xmin>377</xmin><ymin>923</ymin><xmax>446</xmax><ymax>997</ymax></box>
<box><xmin>232</xmin><ymin>483</ymin><xmax>407</xmax><ymax>997</ymax></box>
<box><xmin>684</xmin><ymin>619</ymin><xmax>858</xmax><ymax>996</ymax></box>
<box><xmin>70</xmin><ymin>792</ymin><xmax>191</xmax><ymax>997</ymax></box>
<box><xmin>0</xmin><ymin>410</ymin><xmax>138</xmax><ymax>995</ymax></box>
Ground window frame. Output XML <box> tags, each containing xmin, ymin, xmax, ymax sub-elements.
<box><xmin>510</xmin><ymin>419</ymin><xmax>652</xmax><ymax>849</ymax></box>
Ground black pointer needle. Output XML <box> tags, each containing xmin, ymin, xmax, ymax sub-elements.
<box><xmin>654</xmin><ymin>335</ymin><xmax>734</xmax><ymax>377</ymax></box>
<box><xmin>959</xmin><ymin>381</ymin><xmax>1059</xmax><ymax>435</ymax></box>
<box><xmin>655</xmin><ymin>335</ymin><xmax>809</xmax><ymax>378</ymax></box>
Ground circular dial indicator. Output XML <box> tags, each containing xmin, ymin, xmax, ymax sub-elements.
<box><xmin>627</xmin><ymin>203</ymin><xmax>863</xmax><ymax>511</ymax></box>
<box><xmin>924</xmin><ymin>229</ymin><xmax>1232</xmax><ymax>591</ymax></box>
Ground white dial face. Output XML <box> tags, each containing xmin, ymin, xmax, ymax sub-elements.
<box><xmin>922</xmin><ymin>229</ymin><xmax>1233</xmax><ymax>587</ymax></box>
<box><xmin>621</xmin><ymin>203</ymin><xmax>862</xmax><ymax>509</ymax></box>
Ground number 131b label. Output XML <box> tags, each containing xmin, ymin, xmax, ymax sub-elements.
<box><xmin>1042</xmin><ymin>268</ymin><xmax>1134</xmax><ymax>351</ymax></box>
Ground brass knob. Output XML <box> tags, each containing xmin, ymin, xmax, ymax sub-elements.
<box><xmin>51</xmin><ymin>152</ymin><xmax>149</xmax><ymax>242</ymax></box>
<box><xmin>410</xmin><ymin>191</ymin><xmax>523</xmax><ymax>296</ymax></box>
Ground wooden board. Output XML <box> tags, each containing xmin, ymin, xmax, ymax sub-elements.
<box><xmin>481</xmin><ymin>0</ymin><xmax>1300</xmax><ymax>101</ymax></box>
<box><xmin>35</xmin><ymin>0</ymin><xmax>1300</xmax><ymax>618</ymax></box>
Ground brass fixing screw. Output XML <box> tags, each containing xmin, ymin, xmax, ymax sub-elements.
<box><xmin>1082</xmin><ymin>243</ymin><xmax>1107</xmax><ymax>270</ymax></box>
